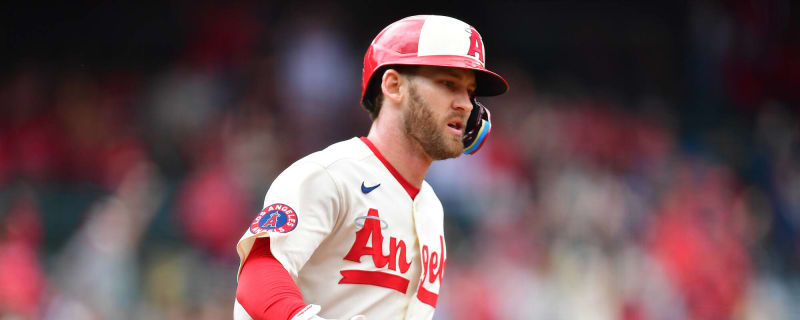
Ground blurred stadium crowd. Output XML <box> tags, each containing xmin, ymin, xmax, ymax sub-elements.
<box><xmin>2</xmin><ymin>1</ymin><xmax>800</xmax><ymax>319</ymax></box>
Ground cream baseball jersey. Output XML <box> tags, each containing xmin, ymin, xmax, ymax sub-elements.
<box><xmin>235</xmin><ymin>137</ymin><xmax>447</xmax><ymax>319</ymax></box>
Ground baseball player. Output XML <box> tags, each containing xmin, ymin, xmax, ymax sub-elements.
<box><xmin>233</xmin><ymin>15</ymin><xmax>508</xmax><ymax>320</ymax></box>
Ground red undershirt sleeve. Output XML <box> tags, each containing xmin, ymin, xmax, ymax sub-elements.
<box><xmin>236</xmin><ymin>237</ymin><xmax>308</xmax><ymax>320</ymax></box>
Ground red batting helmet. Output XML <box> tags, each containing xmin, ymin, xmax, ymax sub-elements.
<box><xmin>361</xmin><ymin>15</ymin><xmax>509</xmax><ymax>110</ymax></box>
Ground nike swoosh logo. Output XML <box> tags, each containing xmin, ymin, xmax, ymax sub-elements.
<box><xmin>361</xmin><ymin>182</ymin><xmax>381</xmax><ymax>194</ymax></box>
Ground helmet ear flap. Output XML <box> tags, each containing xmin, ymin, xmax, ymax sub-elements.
<box><xmin>462</xmin><ymin>98</ymin><xmax>492</xmax><ymax>155</ymax></box>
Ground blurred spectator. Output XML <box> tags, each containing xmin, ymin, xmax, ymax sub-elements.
<box><xmin>0</xmin><ymin>188</ymin><xmax>46</xmax><ymax>318</ymax></box>
<box><xmin>43</xmin><ymin>162</ymin><xmax>163</xmax><ymax>320</ymax></box>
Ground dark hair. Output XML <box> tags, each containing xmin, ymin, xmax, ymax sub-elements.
<box><xmin>363</xmin><ymin>65</ymin><xmax>418</xmax><ymax>121</ymax></box>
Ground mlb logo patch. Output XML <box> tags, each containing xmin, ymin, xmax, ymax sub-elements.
<box><xmin>250</xmin><ymin>203</ymin><xmax>298</xmax><ymax>234</ymax></box>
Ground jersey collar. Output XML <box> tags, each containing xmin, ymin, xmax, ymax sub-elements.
<box><xmin>360</xmin><ymin>137</ymin><xmax>420</xmax><ymax>200</ymax></box>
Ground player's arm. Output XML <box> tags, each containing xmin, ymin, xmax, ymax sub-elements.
<box><xmin>236</xmin><ymin>238</ymin><xmax>366</xmax><ymax>320</ymax></box>
<box><xmin>234</xmin><ymin>162</ymin><xmax>358</xmax><ymax>319</ymax></box>
<box><xmin>235</xmin><ymin>237</ymin><xmax>306</xmax><ymax>319</ymax></box>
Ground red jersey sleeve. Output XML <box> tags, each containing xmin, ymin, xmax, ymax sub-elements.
<box><xmin>236</xmin><ymin>237</ymin><xmax>308</xmax><ymax>320</ymax></box>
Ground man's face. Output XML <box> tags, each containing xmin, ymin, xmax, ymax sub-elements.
<box><xmin>402</xmin><ymin>66</ymin><xmax>476</xmax><ymax>160</ymax></box>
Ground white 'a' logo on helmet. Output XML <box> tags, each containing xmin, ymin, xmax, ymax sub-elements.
<box><xmin>417</xmin><ymin>16</ymin><xmax>486</xmax><ymax>65</ymax></box>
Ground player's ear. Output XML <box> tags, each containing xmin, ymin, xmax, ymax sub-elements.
<box><xmin>380</xmin><ymin>69</ymin><xmax>404</xmax><ymax>105</ymax></box>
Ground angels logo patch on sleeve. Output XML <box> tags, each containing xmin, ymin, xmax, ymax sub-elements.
<box><xmin>250</xmin><ymin>203</ymin><xmax>298</xmax><ymax>234</ymax></box>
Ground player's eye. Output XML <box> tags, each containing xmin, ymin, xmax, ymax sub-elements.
<box><xmin>440</xmin><ymin>80</ymin><xmax>455</xmax><ymax>88</ymax></box>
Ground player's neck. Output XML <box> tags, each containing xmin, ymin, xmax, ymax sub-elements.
<box><xmin>366</xmin><ymin>124</ymin><xmax>431</xmax><ymax>189</ymax></box>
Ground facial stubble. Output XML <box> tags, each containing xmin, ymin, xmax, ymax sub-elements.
<box><xmin>403</xmin><ymin>83</ymin><xmax>464</xmax><ymax>160</ymax></box>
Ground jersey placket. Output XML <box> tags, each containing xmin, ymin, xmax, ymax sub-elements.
<box><xmin>405</xmin><ymin>194</ymin><xmax>434</xmax><ymax>320</ymax></box>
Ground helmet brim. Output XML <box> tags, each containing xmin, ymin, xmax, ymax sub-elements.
<box><xmin>474</xmin><ymin>68</ymin><xmax>508</xmax><ymax>97</ymax></box>
<box><xmin>370</xmin><ymin>55</ymin><xmax>508</xmax><ymax>97</ymax></box>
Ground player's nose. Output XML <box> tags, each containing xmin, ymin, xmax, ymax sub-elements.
<box><xmin>453</xmin><ymin>91</ymin><xmax>473</xmax><ymax>114</ymax></box>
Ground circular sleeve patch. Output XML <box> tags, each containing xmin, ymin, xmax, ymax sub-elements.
<box><xmin>249</xmin><ymin>203</ymin><xmax>298</xmax><ymax>234</ymax></box>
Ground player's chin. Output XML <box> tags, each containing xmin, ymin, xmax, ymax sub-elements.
<box><xmin>443</xmin><ymin>137</ymin><xmax>465</xmax><ymax>159</ymax></box>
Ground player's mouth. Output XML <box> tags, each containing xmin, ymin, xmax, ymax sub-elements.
<box><xmin>446</xmin><ymin>119</ymin><xmax>464</xmax><ymax>135</ymax></box>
